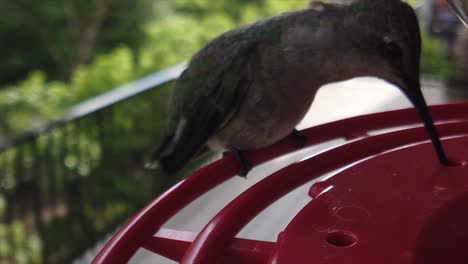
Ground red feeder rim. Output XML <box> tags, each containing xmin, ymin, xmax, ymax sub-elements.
<box><xmin>93</xmin><ymin>102</ymin><xmax>468</xmax><ymax>264</ymax></box>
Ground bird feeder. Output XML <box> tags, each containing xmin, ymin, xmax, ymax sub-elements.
<box><xmin>93</xmin><ymin>102</ymin><xmax>468</xmax><ymax>264</ymax></box>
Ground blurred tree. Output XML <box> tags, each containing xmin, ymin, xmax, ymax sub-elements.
<box><xmin>0</xmin><ymin>0</ymin><xmax>152</xmax><ymax>84</ymax></box>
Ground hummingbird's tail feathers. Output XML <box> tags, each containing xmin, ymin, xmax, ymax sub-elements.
<box><xmin>144</xmin><ymin>160</ymin><xmax>160</xmax><ymax>170</ymax></box>
<box><xmin>147</xmin><ymin>99</ymin><xmax>226</xmax><ymax>175</ymax></box>
<box><xmin>146</xmin><ymin>132</ymin><xmax>194</xmax><ymax>176</ymax></box>
<box><xmin>145</xmin><ymin>132</ymin><xmax>175</xmax><ymax>173</ymax></box>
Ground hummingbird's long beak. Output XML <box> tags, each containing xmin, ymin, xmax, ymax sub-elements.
<box><xmin>402</xmin><ymin>79</ymin><xmax>450</xmax><ymax>165</ymax></box>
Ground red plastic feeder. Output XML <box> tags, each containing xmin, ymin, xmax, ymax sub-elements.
<box><xmin>93</xmin><ymin>102</ymin><xmax>468</xmax><ymax>264</ymax></box>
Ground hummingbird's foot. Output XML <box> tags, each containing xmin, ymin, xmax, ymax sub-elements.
<box><xmin>292</xmin><ymin>129</ymin><xmax>308</xmax><ymax>148</ymax></box>
<box><xmin>223</xmin><ymin>148</ymin><xmax>252</xmax><ymax>178</ymax></box>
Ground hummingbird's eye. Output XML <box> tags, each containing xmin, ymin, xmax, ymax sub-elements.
<box><xmin>383</xmin><ymin>36</ymin><xmax>402</xmax><ymax>58</ymax></box>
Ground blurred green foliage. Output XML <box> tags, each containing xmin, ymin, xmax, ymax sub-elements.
<box><xmin>0</xmin><ymin>221</ymin><xmax>42</xmax><ymax>264</ymax></box>
<box><xmin>0</xmin><ymin>82</ymin><xmax>173</xmax><ymax>263</ymax></box>
<box><xmin>0</xmin><ymin>0</ymin><xmax>152</xmax><ymax>84</ymax></box>
<box><xmin>421</xmin><ymin>33</ymin><xmax>457</xmax><ymax>80</ymax></box>
<box><xmin>0</xmin><ymin>0</ymin><xmax>459</xmax><ymax>263</ymax></box>
<box><xmin>0</xmin><ymin>0</ymin><xmax>307</xmax><ymax>139</ymax></box>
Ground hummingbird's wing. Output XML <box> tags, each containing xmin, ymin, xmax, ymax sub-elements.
<box><xmin>147</xmin><ymin>9</ymin><xmax>322</xmax><ymax>174</ymax></box>
<box><xmin>148</xmin><ymin>26</ymin><xmax>263</xmax><ymax>174</ymax></box>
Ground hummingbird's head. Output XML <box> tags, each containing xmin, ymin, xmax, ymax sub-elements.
<box><xmin>345</xmin><ymin>0</ymin><xmax>422</xmax><ymax>94</ymax></box>
<box><xmin>342</xmin><ymin>0</ymin><xmax>450</xmax><ymax>165</ymax></box>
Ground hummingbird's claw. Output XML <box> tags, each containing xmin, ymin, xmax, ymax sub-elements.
<box><xmin>292</xmin><ymin>129</ymin><xmax>308</xmax><ymax>148</ymax></box>
<box><xmin>223</xmin><ymin>148</ymin><xmax>252</xmax><ymax>178</ymax></box>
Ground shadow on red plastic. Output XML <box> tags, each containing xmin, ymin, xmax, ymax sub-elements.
<box><xmin>325</xmin><ymin>230</ymin><xmax>358</xmax><ymax>248</ymax></box>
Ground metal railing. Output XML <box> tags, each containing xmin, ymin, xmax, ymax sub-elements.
<box><xmin>0</xmin><ymin>63</ymin><xmax>185</xmax><ymax>263</ymax></box>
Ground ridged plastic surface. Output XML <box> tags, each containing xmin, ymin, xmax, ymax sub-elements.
<box><xmin>93</xmin><ymin>102</ymin><xmax>468</xmax><ymax>264</ymax></box>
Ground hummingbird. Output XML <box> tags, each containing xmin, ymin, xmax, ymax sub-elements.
<box><xmin>147</xmin><ymin>0</ymin><xmax>450</xmax><ymax>176</ymax></box>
